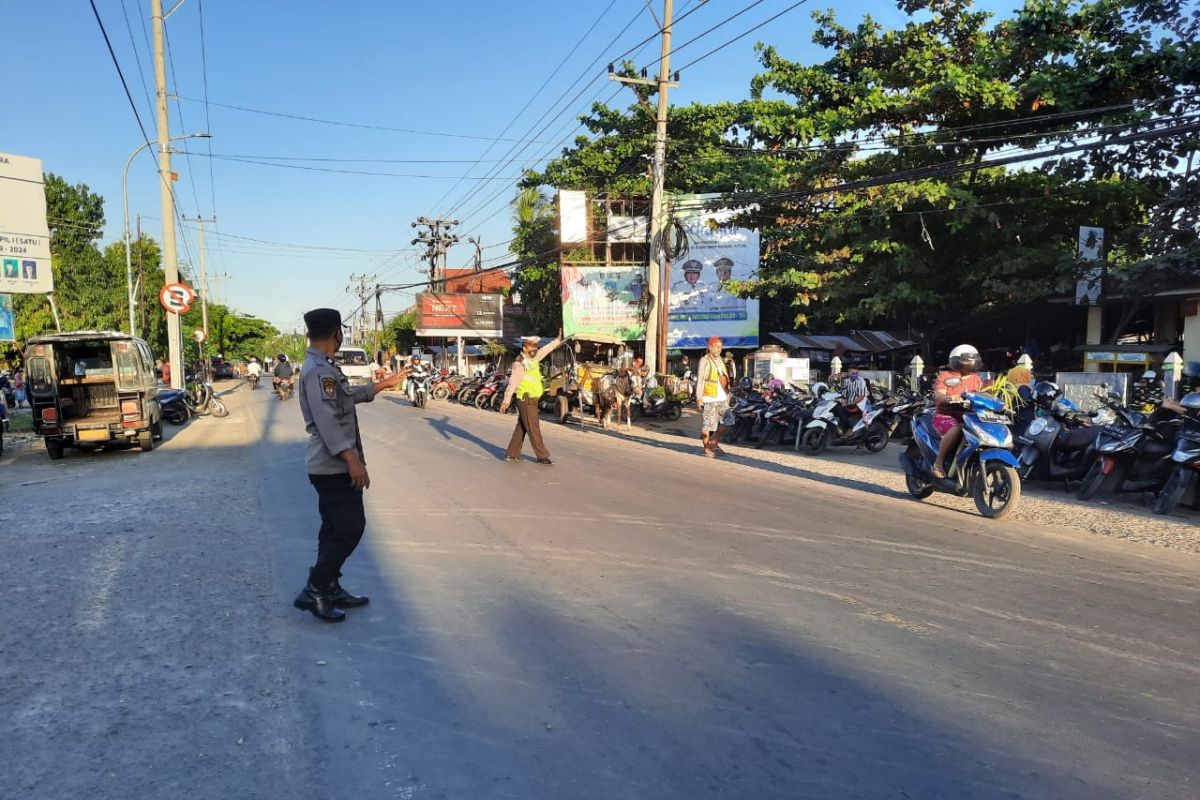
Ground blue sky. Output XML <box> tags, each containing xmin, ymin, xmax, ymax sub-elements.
<box><xmin>4</xmin><ymin>0</ymin><xmax>1013</xmax><ymax>333</ymax></box>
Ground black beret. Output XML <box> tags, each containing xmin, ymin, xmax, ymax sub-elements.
<box><xmin>304</xmin><ymin>308</ymin><xmax>343</xmax><ymax>337</ymax></box>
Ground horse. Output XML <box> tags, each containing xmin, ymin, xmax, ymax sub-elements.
<box><xmin>592</xmin><ymin>372</ymin><xmax>618</xmax><ymax>428</ymax></box>
<box><xmin>613</xmin><ymin>370</ymin><xmax>642</xmax><ymax>430</ymax></box>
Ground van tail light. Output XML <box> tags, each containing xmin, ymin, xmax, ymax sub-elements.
<box><xmin>41</xmin><ymin>407</ymin><xmax>58</xmax><ymax>423</ymax></box>
<box><xmin>121</xmin><ymin>400</ymin><xmax>142</xmax><ymax>427</ymax></box>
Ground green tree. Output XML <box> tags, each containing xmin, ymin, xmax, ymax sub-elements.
<box><xmin>508</xmin><ymin>186</ymin><xmax>561</xmax><ymax>334</ymax></box>
<box><xmin>384</xmin><ymin>309</ymin><xmax>418</xmax><ymax>353</ymax></box>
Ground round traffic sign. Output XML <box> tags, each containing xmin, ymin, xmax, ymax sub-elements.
<box><xmin>193</xmin><ymin>328</ymin><xmax>207</xmax><ymax>343</ymax></box>
<box><xmin>160</xmin><ymin>282</ymin><xmax>195</xmax><ymax>314</ymax></box>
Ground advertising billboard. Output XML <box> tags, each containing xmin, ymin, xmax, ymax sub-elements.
<box><xmin>0</xmin><ymin>152</ymin><xmax>54</xmax><ymax>294</ymax></box>
<box><xmin>561</xmin><ymin>264</ymin><xmax>647</xmax><ymax>341</ymax></box>
<box><xmin>416</xmin><ymin>292</ymin><xmax>503</xmax><ymax>338</ymax></box>
<box><xmin>666</xmin><ymin>194</ymin><xmax>760</xmax><ymax>348</ymax></box>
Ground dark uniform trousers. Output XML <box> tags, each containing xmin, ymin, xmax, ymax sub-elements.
<box><xmin>308</xmin><ymin>473</ymin><xmax>366</xmax><ymax>586</ymax></box>
<box><xmin>506</xmin><ymin>396</ymin><xmax>550</xmax><ymax>461</ymax></box>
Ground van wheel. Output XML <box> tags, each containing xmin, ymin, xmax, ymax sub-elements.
<box><xmin>139</xmin><ymin>431</ymin><xmax>155</xmax><ymax>452</ymax></box>
<box><xmin>46</xmin><ymin>440</ymin><xmax>65</xmax><ymax>460</ymax></box>
<box><xmin>152</xmin><ymin>417</ymin><xmax>164</xmax><ymax>441</ymax></box>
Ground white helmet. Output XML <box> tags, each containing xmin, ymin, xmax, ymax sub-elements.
<box><xmin>949</xmin><ymin>344</ymin><xmax>981</xmax><ymax>373</ymax></box>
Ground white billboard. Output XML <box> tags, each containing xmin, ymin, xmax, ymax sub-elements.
<box><xmin>0</xmin><ymin>152</ymin><xmax>54</xmax><ymax>294</ymax></box>
<box><xmin>666</xmin><ymin>194</ymin><xmax>760</xmax><ymax>348</ymax></box>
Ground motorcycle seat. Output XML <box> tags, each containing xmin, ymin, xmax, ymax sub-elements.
<box><xmin>1063</xmin><ymin>426</ymin><xmax>1100</xmax><ymax>448</ymax></box>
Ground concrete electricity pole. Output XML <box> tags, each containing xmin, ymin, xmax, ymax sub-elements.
<box><xmin>611</xmin><ymin>0</ymin><xmax>677</xmax><ymax>375</ymax></box>
<box><xmin>347</xmin><ymin>273</ymin><xmax>376</xmax><ymax>346</ymax></box>
<box><xmin>411</xmin><ymin>217</ymin><xmax>460</xmax><ymax>371</ymax></box>
<box><xmin>150</xmin><ymin>0</ymin><xmax>184</xmax><ymax>388</ymax></box>
<box><xmin>193</xmin><ymin>216</ymin><xmax>215</xmax><ymax>340</ymax></box>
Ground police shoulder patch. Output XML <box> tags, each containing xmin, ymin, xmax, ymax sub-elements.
<box><xmin>320</xmin><ymin>375</ymin><xmax>338</xmax><ymax>400</ymax></box>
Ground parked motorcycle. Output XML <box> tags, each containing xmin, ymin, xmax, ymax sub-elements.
<box><xmin>1153</xmin><ymin>394</ymin><xmax>1200</xmax><ymax>514</ymax></box>
<box><xmin>1015</xmin><ymin>385</ymin><xmax>1105</xmax><ymax>484</ymax></box>
<box><xmin>1076</xmin><ymin>404</ymin><xmax>1181</xmax><ymax>501</ymax></box>
<box><xmin>158</xmin><ymin>388</ymin><xmax>191</xmax><ymax>426</ymax></box>
<box><xmin>632</xmin><ymin>391</ymin><xmax>684</xmax><ymax>422</ymax></box>
<box><xmin>185</xmin><ymin>375</ymin><xmax>229</xmax><ymax>417</ymax></box>
<box><xmin>898</xmin><ymin>392</ymin><xmax>1022</xmax><ymax>519</ymax></box>
<box><xmin>799</xmin><ymin>391</ymin><xmax>887</xmax><ymax>455</ymax></box>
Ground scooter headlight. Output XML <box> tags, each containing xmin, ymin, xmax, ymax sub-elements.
<box><xmin>1028</xmin><ymin>418</ymin><xmax>1048</xmax><ymax>436</ymax></box>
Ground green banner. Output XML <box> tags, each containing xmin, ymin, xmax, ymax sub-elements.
<box><xmin>561</xmin><ymin>264</ymin><xmax>646</xmax><ymax>341</ymax></box>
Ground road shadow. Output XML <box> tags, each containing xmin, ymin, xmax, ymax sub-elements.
<box><xmin>323</xmin><ymin>537</ymin><xmax>1134</xmax><ymax>800</ymax></box>
<box><xmin>411</xmin><ymin>408</ymin><xmax>509</xmax><ymax>460</ymax></box>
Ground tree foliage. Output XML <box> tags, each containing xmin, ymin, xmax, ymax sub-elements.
<box><xmin>510</xmin><ymin>0</ymin><xmax>1199</xmax><ymax>341</ymax></box>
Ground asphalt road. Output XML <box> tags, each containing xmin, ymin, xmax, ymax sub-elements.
<box><xmin>4</xmin><ymin>383</ymin><xmax>1199</xmax><ymax>800</ymax></box>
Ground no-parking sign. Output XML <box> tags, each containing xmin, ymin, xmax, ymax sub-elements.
<box><xmin>160</xmin><ymin>282</ymin><xmax>195</xmax><ymax>314</ymax></box>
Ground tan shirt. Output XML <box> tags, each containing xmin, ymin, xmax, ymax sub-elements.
<box><xmin>503</xmin><ymin>337</ymin><xmax>562</xmax><ymax>404</ymax></box>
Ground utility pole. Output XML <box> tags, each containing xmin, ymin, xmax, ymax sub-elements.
<box><xmin>411</xmin><ymin>217</ymin><xmax>460</xmax><ymax>370</ymax></box>
<box><xmin>210</xmin><ymin>272</ymin><xmax>232</xmax><ymax>305</ymax></box>
<box><xmin>347</xmin><ymin>273</ymin><xmax>376</xmax><ymax>346</ymax></box>
<box><xmin>151</xmin><ymin>0</ymin><xmax>183</xmax><ymax>388</ymax></box>
<box><xmin>610</xmin><ymin>0</ymin><xmax>677</xmax><ymax>375</ymax></box>
<box><xmin>193</xmin><ymin>216</ymin><xmax>216</xmax><ymax>340</ymax></box>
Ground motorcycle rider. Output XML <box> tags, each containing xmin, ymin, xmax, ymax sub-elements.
<box><xmin>405</xmin><ymin>355</ymin><xmax>428</xmax><ymax>403</ymax></box>
<box><xmin>836</xmin><ymin>364</ymin><xmax>869</xmax><ymax>435</ymax></box>
<box><xmin>931</xmin><ymin>344</ymin><xmax>986</xmax><ymax>479</ymax></box>
<box><xmin>273</xmin><ymin>353</ymin><xmax>294</xmax><ymax>394</ymax></box>
<box><xmin>246</xmin><ymin>356</ymin><xmax>262</xmax><ymax>387</ymax></box>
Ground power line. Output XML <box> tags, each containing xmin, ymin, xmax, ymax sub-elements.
<box><xmin>429</xmin><ymin>0</ymin><xmax>624</xmax><ymax>213</ymax></box>
<box><xmin>673</xmin><ymin>0</ymin><xmax>813</xmax><ymax>74</ymax></box>
<box><xmin>88</xmin><ymin>0</ymin><xmax>152</xmax><ymax>145</ymax></box>
<box><xmin>174</xmin><ymin>95</ymin><xmax>561</xmax><ymax>143</ymax></box>
<box><xmin>172</xmin><ymin>153</ymin><xmax>527</xmax><ymax>180</ymax></box>
<box><xmin>117</xmin><ymin>0</ymin><xmax>156</xmax><ymax>125</ymax></box>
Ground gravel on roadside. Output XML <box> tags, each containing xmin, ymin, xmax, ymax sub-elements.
<box><xmin>556</xmin><ymin>407</ymin><xmax>1200</xmax><ymax>554</ymax></box>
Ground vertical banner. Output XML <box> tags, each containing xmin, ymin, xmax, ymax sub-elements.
<box><xmin>1075</xmin><ymin>226</ymin><xmax>1104</xmax><ymax>306</ymax></box>
<box><xmin>558</xmin><ymin>190</ymin><xmax>589</xmax><ymax>245</ymax></box>
<box><xmin>0</xmin><ymin>152</ymin><xmax>54</xmax><ymax>294</ymax></box>
<box><xmin>667</xmin><ymin>194</ymin><xmax>760</xmax><ymax>348</ymax></box>
<box><xmin>560</xmin><ymin>264</ymin><xmax>647</xmax><ymax>340</ymax></box>
<box><xmin>0</xmin><ymin>294</ymin><xmax>14</xmax><ymax>341</ymax></box>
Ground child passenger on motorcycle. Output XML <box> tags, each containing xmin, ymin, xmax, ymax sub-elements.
<box><xmin>931</xmin><ymin>344</ymin><xmax>987</xmax><ymax>479</ymax></box>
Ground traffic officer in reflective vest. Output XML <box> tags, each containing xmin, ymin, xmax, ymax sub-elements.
<box><xmin>294</xmin><ymin>308</ymin><xmax>409</xmax><ymax>622</ymax></box>
<box><xmin>500</xmin><ymin>333</ymin><xmax>563</xmax><ymax>464</ymax></box>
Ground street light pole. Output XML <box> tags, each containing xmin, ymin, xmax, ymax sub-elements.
<box><xmin>123</xmin><ymin>132</ymin><xmax>209</xmax><ymax>339</ymax></box>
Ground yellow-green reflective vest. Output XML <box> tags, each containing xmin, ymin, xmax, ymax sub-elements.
<box><xmin>517</xmin><ymin>357</ymin><xmax>543</xmax><ymax>399</ymax></box>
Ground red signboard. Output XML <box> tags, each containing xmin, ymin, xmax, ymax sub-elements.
<box><xmin>416</xmin><ymin>292</ymin><xmax>503</xmax><ymax>338</ymax></box>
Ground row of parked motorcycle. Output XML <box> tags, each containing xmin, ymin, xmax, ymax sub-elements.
<box><xmin>717</xmin><ymin>377</ymin><xmax>1200</xmax><ymax>519</ymax></box>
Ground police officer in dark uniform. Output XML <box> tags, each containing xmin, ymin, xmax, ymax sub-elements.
<box><xmin>293</xmin><ymin>308</ymin><xmax>409</xmax><ymax>622</ymax></box>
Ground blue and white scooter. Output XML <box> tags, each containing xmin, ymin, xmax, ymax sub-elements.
<box><xmin>898</xmin><ymin>391</ymin><xmax>1022</xmax><ymax>519</ymax></box>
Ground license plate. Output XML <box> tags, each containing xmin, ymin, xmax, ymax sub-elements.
<box><xmin>78</xmin><ymin>428</ymin><xmax>110</xmax><ymax>442</ymax></box>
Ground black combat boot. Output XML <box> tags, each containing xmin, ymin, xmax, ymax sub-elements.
<box><xmin>293</xmin><ymin>570</ymin><xmax>346</xmax><ymax>622</ymax></box>
<box><xmin>331</xmin><ymin>573</ymin><xmax>369</xmax><ymax>608</ymax></box>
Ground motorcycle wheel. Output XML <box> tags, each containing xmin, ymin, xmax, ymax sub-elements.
<box><xmin>800</xmin><ymin>427</ymin><xmax>827</xmax><ymax>455</ymax></box>
<box><xmin>432</xmin><ymin>386</ymin><xmax>449</xmax><ymax>401</ymax></box>
<box><xmin>210</xmin><ymin>398</ymin><xmax>229</xmax><ymax>418</ymax></box>
<box><xmin>663</xmin><ymin>403</ymin><xmax>682</xmax><ymax>422</ymax></box>
<box><xmin>474</xmin><ymin>393</ymin><xmax>491</xmax><ymax>410</ymax></box>
<box><xmin>1077</xmin><ymin>461</ymin><xmax>1107</xmax><ymax>501</ymax></box>
<box><xmin>754</xmin><ymin>427</ymin><xmax>776</xmax><ymax>449</ymax></box>
<box><xmin>905</xmin><ymin>468</ymin><xmax>934</xmax><ymax>500</ymax></box>
<box><xmin>974</xmin><ymin>462</ymin><xmax>1021</xmax><ymax>519</ymax></box>
<box><xmin>416</xmin><ymin>391</ymin><xmax>427</xmax><ymax>409</ymax></box>
<box><xmin>1153</xmin><ymin>469</ymin><xmax>1194</xmax><ymax>515</ymax></box>
<box><xmin>864</xmin><ymin>427</ymin><xmax>888</xmax><ymax>454</ymax></box>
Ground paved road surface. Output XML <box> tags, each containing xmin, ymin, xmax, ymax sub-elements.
<box><xmin>4</xmin><ymin>384</ymin><xmax>1199</xmax><ymax>799</ymax></box>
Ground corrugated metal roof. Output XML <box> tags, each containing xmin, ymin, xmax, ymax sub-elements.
<box><xmin>444</xmin><ymin>269</ymin><xmax>512</xmax><ymax>293</ymax></box>
<box><xmin>770</xmin><ymin>330</ymin><xmax>916</xmax><ymax>354</ymax></box>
